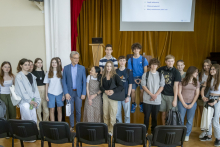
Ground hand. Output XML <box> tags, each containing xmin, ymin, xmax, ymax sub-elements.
<box><xmin>182</xmin><ymin>102</ymin><xmax>188</xmax><ymax>109</ymax></box>
<box><xmin>65</xmin><ymin>93</ymin><xmax>71</xmax><ymax>100</ymax></box>
<box><xmin>89</xmin><ymin>94</ymin><xmax>97</xmax><ymax>100</ymax></box>
<box><xmin>81</xmin><ymin>95</ymin><xmax>86</xmax><ymax>100</ymax></box>
<box><xmin>202</xmin><ymin>97</ymin><xmax>209</xmax><ymax>102</ymax></box>
<box><xmin>172</xmin><ymin>100</ymin><xmax>177</xmax><ymax>107</ymax></box>
<box><xmin>150</xmin><ymin>98</ymin><xmax>155</xmax><ymax>101</ymax></box>
<box><xmin>151</xmin><ymin>94</ymin><xmax>157</xmax><ymax>100</ymax></box>
<box><xmin>187</xmin><ymin>104</ymin><xmax>193</xmax><ymax>109</ymax></box>
<box><xmin>105</xmin><ymin>90</ymin><xmax>110</xmax><ymax>96</ymax></box>
<box><xmin>89</xmin><ymin>99</ymin><xmax>92</xmax><ymax>105</ymax></box>
<box><xmin>46</xmin><ymin>96</ymin><xmax>49</xmax><ymax>102</ymax></box>
<box><xmin>30</xmin><ymin>101</ymin><xmax>37</xmax><ymax>107</ymax></box>
<box><xmin>33</xmin><ymin>103</ymin><xmax>38</xmax><ymax>108</ymax></box>
<box><xmin>125</xmin><ymin>97</ymin><xmax>130</xmax><ymax>103</ymax></box>
<box><xmin>62</xmin><ymin>95</ymin><xmax>65</xmax><ymax>101</ymax></box>
<box><xmin>208</xmin><ymin>100</ymin><xmax>217</xmax><ymax>106</ymax></box>
<box><xmin>108</xmin><ymin>90</ymin><xmax>114</xmax><ymax>96</ymax></box>
<box><xmin>134</xmin><ymin>78</ymin><xmax>141</xmax><ymax>85</ymax></box>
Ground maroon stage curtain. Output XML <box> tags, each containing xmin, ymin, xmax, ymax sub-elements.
<box><xmin>71</xmin><ymin>0</ymin><xmax>84</xmax><ymax>51</ymax></box>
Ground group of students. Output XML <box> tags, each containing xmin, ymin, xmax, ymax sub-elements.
<box><xmin>0</xmin><ymin>43</ymin><xmax>220</xmax><ymax>146</ymax></box>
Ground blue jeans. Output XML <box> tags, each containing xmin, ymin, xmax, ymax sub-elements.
<box><xmin>69</xmin><ymin>91</ymin><xmax>82</xmax><ymax>128</ymax></box>
<box><xmin>116</xmin><ymin>97</ymin><xmax>131</xmax><ymax>123</ymax></box>
<box><xmin>178</xmin><ymin>101</ymin><xmax>197</xmax><ymax>136</ymax></box>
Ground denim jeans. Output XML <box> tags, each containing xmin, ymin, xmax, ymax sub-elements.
<box><xmin>116</xmin><ymin>97</ymin><xmax>131</xmax><ymax>123</ymax></box>
<box><xmin>178</xmin><ymin>100</ymin><xmax>197</xmax><ymax>136</ymax></box>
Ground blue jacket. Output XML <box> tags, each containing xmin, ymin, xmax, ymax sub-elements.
<box><xmin>62</xmin><ymin>64</ymin><xmax>86</xmax><ymax>97</ymax></box>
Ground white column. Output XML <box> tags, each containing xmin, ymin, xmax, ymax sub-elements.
<box><xmin>44</xmin><ymin>0</ymin><xmax>71</xmax><ymax>70</ymax></box>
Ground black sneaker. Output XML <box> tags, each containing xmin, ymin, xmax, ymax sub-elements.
<box><xmin>200</xmin><ymin>136</ymin><xmax>212</xmax><ymax>141</ymax></box>
<box><xmin>214</xmin><ymin>139</ymin><xmax>220</xmax><ymax>146</ymax></box>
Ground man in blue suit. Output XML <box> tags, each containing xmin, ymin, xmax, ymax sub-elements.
<box><xmin>62</xmin><ymin>51</ymin><xmax>86</xmax><ymax>131</ymax></box>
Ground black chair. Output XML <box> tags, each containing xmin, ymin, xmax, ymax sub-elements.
<box><xmin>39</xmin><ymin>121</ymin><xmax>75</xmax><ymax>147</ymax></box>
<box><xmin>75</xmin><ymin>122</ymin><xmax>111</xmax><ymax>147</ymax></box>
<box><xmin>0</xmin><ymin>118</ymin><xmax>10</xmax><ymax>138</ymax></box>
<box><xmin>8</xmin><ymin>119</ymin><xmax>41</xmax><ymax>147</ymax></box>
<box><xmin>112</xmin><ymin>123</ymin><xmax>146</xmax><ymax>147</ymax></box>
<box><xmin>146</xmin><ymin>125</ymin><xmax>187</xmax><ymax>147</ymax></box>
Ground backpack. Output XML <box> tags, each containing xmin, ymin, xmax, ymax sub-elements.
<box><xmin>145</xmin><ymin>71</ymin><xmax>162</xmax><ymax>87</ymax></box>
<box><xmin>165</xmin><ymin>107</ymin><xmax>182</xmax><ymax>125</ymax></box>
<box><xmin>0</xmin><ymin>99</ymin><xmax>6</xmax><ymax>119</ymax></box>
<box><xmin>130</xmin><ymin>56</ymin><xmax>145</xmax><ymax>72</ymax></box>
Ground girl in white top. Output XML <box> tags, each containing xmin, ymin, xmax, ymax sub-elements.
<box><xmin>0</xmin><ymin>61</ymin><xmax>16</xmax><ymax>119</ymax></box>
<box><xmin>44</xmin><ymin>58</ymin><xmax>64</xmax><ymax>122</ymax></box>
<box><xmin>200</xmin><ymin>64</ymin><xmax>220</xmax><ymax>146</ymax></box>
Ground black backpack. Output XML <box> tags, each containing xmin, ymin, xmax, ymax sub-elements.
<box><xmin>165</xmin><ymin>107</ymin><xmax>182</xmax><ymax>125</ymax></box>
<box><xmin>0</xmin><ymin>99</ymin><xmax>6</xmax><ymax>119</ymax></box>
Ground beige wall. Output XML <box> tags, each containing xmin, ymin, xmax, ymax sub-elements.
<box><xmin>0</xmin><ymin>0</ymin><xmax>46</xmax><ymax>74</ymax></box>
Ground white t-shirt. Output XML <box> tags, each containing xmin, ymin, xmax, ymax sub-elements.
<box><xmin>87</xmin><ymin>75</ymin><xmax>97</xmax><ymax>83</ymax></box>
<box><xmin>43</xmin><ymin>71</ymin><xmax>63</xmax><ymax>96</ymax></box>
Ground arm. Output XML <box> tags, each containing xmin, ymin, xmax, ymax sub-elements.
<box><xmin>82</xmin><ymin>67</ymin><xmax>87</xmax><ymax>96</ymax></box>
<box><xmin>188</xmin><ymin>88</ymin><xmax>200</xmax><ymax>109</ymax></box>
<box><xmin>201</xmin><ymin>82</ymin><xmax>209</xmax><ymax>102</ymax></box>
<box><xmin>177</xmin><ymin>84</ymin><xmax>188</xmax><ymax>108</ymax></box>
<box><xmin>45</xmin><ymin>83</ymin><xmax>49</xmax><ymax>101</ymax></box>
<box><xmin>141</xmin><ymin>73</ymin><xmax>154</xmax><ymax>96</ymax></box>
<box><xmin>112</xmin><ymin>75</ymin><xmax>124</xmax><ymax>93</ymax></box>
<box><xmin>62</xmin><ymin>67</ymin><xmax>69</xmax><ymax>95</ymax></box>
<box><xmin>144</xmin><ymin>66</ymin><xmax>148</xmax><ymax>73</ymax></box>
<box><xmin>15</xmin><ymin>76</ymin><xmax>31</xmax><ymax>103</ymax></box>
<box><xmin>172</xmin><ymin>81</ymin><xmax>179</xmax><ymax>107</ymax></box>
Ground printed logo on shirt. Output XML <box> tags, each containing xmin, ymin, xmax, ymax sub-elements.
<box><xmin>120</xmin><ymin>75</ymin><xmax>126</xmax><ymax>83</ymax></box>
<box><xmin>161</xmin><ymin>70</ymin><xmax>172</xmax><ymax>85</ymax></box>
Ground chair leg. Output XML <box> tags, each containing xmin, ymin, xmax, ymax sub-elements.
<box><xmin>48</xmin><ymin>142</ymin><xmax>52</xmax><ymax>147</ymax></box>
<box><xmin>41</xmin><ymin>140</ymin><xmax>44</xmax><ymax>147</ymax></box>
<box><xmin>72</xmin><ymin>140</ymin><xmax>74</xmax><ymax>147</ymax></box>
<box><xmin>80</xmin><ymin>142</ymin><xmax>82</xmax><ymax>147</ymax></box>
<box><xmin>76</xmin><ymin>139</ymin><xmax>79</xmax><ymax>147</ymax></box>
<box><xmin>12</xmin><ymin>137</ymin><xmax>14</xmax><ymax>147</ymax></box>
<box><xmin>20</xmin><ymin>140</ymin><xmax>24</xmax><ymax>147</ymax></box>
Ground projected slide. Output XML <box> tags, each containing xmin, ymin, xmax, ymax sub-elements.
<box><xmin>122</xmin><ymin>0</ymin><xmax>193</xmax><ymax>22</ymax></box>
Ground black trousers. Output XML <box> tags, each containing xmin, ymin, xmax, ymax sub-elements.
<box><xmin>143</xmin><ymin>103</ymin><xmax>160</xmax><ymax>134</ymax></box>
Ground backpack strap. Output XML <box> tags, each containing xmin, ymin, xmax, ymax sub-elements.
<box><xmin>142</xmin><ymin>56</ymin><xmax>145</xmax><ymax>70</ymax></box>
<box><xmin>159</xmin><ymin>72</ymin><xmax>162</xmax><ymax>82</ymax></box>
<box><xmin>145</xmin><ymin>71</ymin><xmax>150</xmax><ymax>88</ymax></box>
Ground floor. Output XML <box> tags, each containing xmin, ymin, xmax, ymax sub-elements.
<box><xmin>0</xmin><ymin>127</ymin><xmax>217</xmax><ymax>147</ymax></box>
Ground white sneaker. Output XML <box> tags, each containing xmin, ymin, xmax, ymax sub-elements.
<box><xmin>23</xmin><ymin>140</ymin><xmax>36</xmax><ymax>143</ymax></box>
<box><xmin>199</xmin><ymin>131</ymin><xmax>206</xmax><ymax>139</ymax></box>
<box><xmin>185</xmin><ymin>136</ymin><xmax>189</xmax><ymax>141</ymax></box>
<box><xmin>5</xmin><ymin>137</ymin><xmax>10</xmax><ymax>139</ymax></box>
<box><xmin>108</xmin><ymin>133</ymin><xmax>112</xmax><ymax>136</ymax></box>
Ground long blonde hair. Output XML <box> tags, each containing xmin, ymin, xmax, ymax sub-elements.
<box><xmin>199</xmin><ymin>59</ymin><xmax>211</xmax><ymax>82</ymax></box>
<box><xmin>101</xmin><ymin>61</ymin><xmax>116</xmax><ymax>85</ymax></box>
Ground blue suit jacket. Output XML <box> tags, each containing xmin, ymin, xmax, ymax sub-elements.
<box><xmin>62</xmin><ymin>64</ymin><xmax>86</xmax><ymax>97</ymax></box>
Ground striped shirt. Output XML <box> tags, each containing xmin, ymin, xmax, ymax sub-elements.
<box><xmin>99</xmin><ymin>56</ymin><xmax>118</xmax><ymax>69</ymax></box>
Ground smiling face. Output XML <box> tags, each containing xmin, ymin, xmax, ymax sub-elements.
<box><xmin>21</xmin><ymin>62</ymin><xmax>30</xmax><ymax>72</ymax></box>
<box><xmin>133</xmin><ymin>48</ymin><xmax>141</xmax><ymax>55</ymax></box>
<box><xmin>192</xmin><ymin>69</ymin><xmax>198</xmax><ymax>78</ymax></box>
<box><xmin>2</xmin><ymin>63</ymin><xmax>11</xmax><ymax>74</ymax></box>
<box><xmin>210</xmin><ymin>66</ymin><xmax>216</xmax><ymax>76</ymax></box>
<box><xmin>150</xmin><ymin>64</ymin><xmax>158</xmax><ymax>71</ymax></box>
<box><xmin>90</xmin><ymin>67</ymin><xmax>98</xmax><ymax>77</ymax></box>
<box><xmin>51</xmin><ymin>60</ymin><xmax>57</xmax><ymax>68</ymax></box>
<box><xmin>165</xmin><ymin>59</ymin><xmax>175</xmax><ymax>68</ymax></box>
<box><xmin>204</xmin><ymin>62</ymin><xmax>211</xmax><ymax>72</ymax></box>
<box><xmin>70</xmin><ymin>54</ymin><xmax>79</xmax><ymax>65</ymax></box>
<box><xmin>106</xmin><ymin>63</ymin><xmax>112</xmax><ymax>72</ymax></box>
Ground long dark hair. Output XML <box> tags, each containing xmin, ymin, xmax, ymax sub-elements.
<box><xmin>17</xmin><ymin>58</ymin><xmax>29</xmax><ymax>73</ymax></box>
<box><xmin>199</xmin><ymin>59</ymin><xmax>211</xmax><ymax>82</ymax></box>
<box><xmin>48</xmin><ymin>58</ymin><xmax>62</xmax><ymax>78</ymax></box>
<box><xmin>0</xmin><ymin>61</ymin><xmax>14</xmax><ymax>86</ymax></box>
<box><xmin>33</xmin><ymin>58</ymin><xmax>43</xmax><ymax>71</ymax></box>
<box><xmin>206</xmin><ymin>64</ymin><xmax>220</xmax><ymax>91</ymax></box>
<box><xmin>55</xmin><ymin>57</ymin><xmax>62</xmax><ymax>70</ymax></box>
<box><xmin>94</xmin><ymin>66</ymin><xmax>101</xmax><ymax>82</ymax></box>
<box><xmin>182</xmin><ymin>66</ymin><xmax>198</xmax><ymax>87</ymax></box>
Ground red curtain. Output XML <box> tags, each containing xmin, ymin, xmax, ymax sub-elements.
<box><xmin>71</xmin><ymin>0</ymin><xmax>84</xmax><ymax>51</ymax></box>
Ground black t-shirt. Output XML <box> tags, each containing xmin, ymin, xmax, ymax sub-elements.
<box><xmin>157</xmin><ymin>66</ymin><xmax>181</xmax><ymax>96</ymax></box>
<box><xmin>116</xmin><ymin>68</ymin><xmax>133</xmax><ymax>97</ymax></box>
<box><xmin>26</xmin><ymin>73</ymin><xmax>33</xmax><ymax>85</ymax></box>
<box><xmin>32</xmin><ymin>71</ymin><xmax>45</xmax><ymax>86</ymax></box>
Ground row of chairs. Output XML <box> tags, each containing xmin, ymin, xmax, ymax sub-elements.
<box><xmin>0</xmin><ymin>118</ymin><xmax>186</xmax><ymax>147</ymax></box>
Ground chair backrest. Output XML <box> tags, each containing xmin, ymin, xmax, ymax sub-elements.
<box><xmin>152</xmin><ymin>125</ymin><xmax>186</xmax><ymax>146</ymax></box>
<box><xmin>113</xmin><ymin>123</ymin><xmax>146</xmax><ymax>146</ymax></box>
<box><xmin>39</xmin><ymin>121</ymin><xmax>71</xmax><ymax>143</ymax></box>
<box><xmin>76</xmin><ymin>122</ymin><xmax>109</xmax><ymax>144</ymax></box>
<box><xmin>0</xmin><ymin>118</ymin><xmax>9</xmax><ymax>138</ymax></box>
<box><xmin>8</xmin><ymin>119</ymin><xmax>39</xmax><ymax>140</ymax></box>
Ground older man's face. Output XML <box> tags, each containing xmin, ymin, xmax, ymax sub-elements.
<box><xmin>70</xmin><ymin>54</ymin><xmax>79</xmax><ymax>65</ymax></box>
